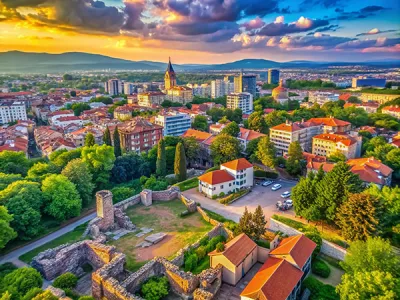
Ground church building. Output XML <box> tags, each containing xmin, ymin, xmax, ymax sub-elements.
<box><xmin>164</xmin><ymin>58</ymin><xmax>193</xmax><ymax>104</ymax></box>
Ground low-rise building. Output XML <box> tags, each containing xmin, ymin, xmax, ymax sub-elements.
<box><xmin>48</xmin><ymin>110</ymin><xmax>75</xmax><ymax>125</ymax></box>
<box><xmin>308</xmin><ymin>117</ymin><xmax>351</xmax><ymax>133</ymax></box>
<box><xmin>347</xmin><ymin>157</ymin><xmax>393</xmax><ymax>188</ymax></box>
<box><xmin>137</xmin><ymin>92</ymin><xmax>166</xmax><ymax>107</ymax></box>
<box><xmin>198</xmin><ymin>158</ymin><xmax>253</xmax><ymax>198</ymax></box>
<box><xmin>344</xmin><ymin>101</ymin><xmax>379</xmax><ymax>114</ymax></box>
<box><xmin>0</xmin><ymin>101</ymin><xmax>28</xmax><ymax>124</ymax></box>
<box><xmin>118</xmin><ymin>117</ymin><xmax>163</xmax><ymax>153</ymax></box>
<box><xmin>360</xmin><ymin>93</ymin><xmax>399</xmax><ymax>104</ymax></box>
<box><xmin>309</xmin><ymin>91</ymin><xmax>339</xmax><ymax>105</ymax></box>
<box><xmin>165</xmin><ymin>86</ymin><xmax>193</xmax><ymax>104</ymax></box>
<box><xmin>382</xmin><ymin>106</ymin><xmax>400</xmax><ymax>119</ymax></box>
<box><xmin>66</xmin><ymin>127</ymin><xmax>104</xmax><ymax>147</ymax></box>
<box><xmin>226</xmin><ymin>93</ymin><xmax>253</xmax><ymax>114</ymax></box>
<box><xmin>155</xmin><ymin>111</ymin><xmax>191</xmax><ymax>136</ymax></box>
<box><xmin>312</xmin><ymin>133</ymin><xmax>362</xmax><ymax>159</ymax></box>
<box><xmin>52</xmin><ymin>116</ymin><xmax>83</xmax><ymax>128</ymax></box>
<box><xmin>114</xmin><ymin>105</ymin><xmax>134</xmax><ymax>121</ymax></box>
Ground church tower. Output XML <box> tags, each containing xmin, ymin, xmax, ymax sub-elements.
<box><xmin>164</xmin><ymin>57</ymin><xmax>177</xmax><ymax>90</ymax></box>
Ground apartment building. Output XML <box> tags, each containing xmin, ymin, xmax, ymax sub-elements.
<box><xmin>309</xmin><ymin>91</ymin><xmax>339</xmax><ymax>105</ymax></box>
<box><xmin>270</xmin><ymin>120</ymin><xmax>322</xmax><ymax>155</ymax></box>
<box><xmin>114</xmin><ymin>105</ymin><xmax>134</xmax><ymax>121</ymax></box>
<box><xmin>48</xmin><ymin>110</ymin><xmax>75</xmax><ymax>125</ymax></box>
<box><xmin>382</xmin><ymin>106</ymin><xmax>400</xmax><ymax>119</ymax></box>
<box><xmin>360</xmin><ymin>93</ymin><xmax>399</xmax><ymax>104</ymax></box>
<box><xmin>165</xmin><ymin>86</ymin><xmax>193</xmax><ymax>104</ymax></box>
<box><xmin>308</xmin><ymin>117</ymin><xmax>351</xmax><ymax>133</ymax></box>
<box><xmin>118</xmin><ymin>117</ymin><xmax>163</xmax><ymax>153</ymax></box>
<box><xmin>155</xmin><ymin>111</ymin><xmax>191</xmax><ymax>137</ymax></box>
<box><xmin>137</xmin><ymin>92</ymin><xmax>166</xmax><ymax>107</ymax></box>
<box><xmin>211</xmin><ymin>79</ymin><xmax>233</xmax><ymax>99</ymax></box>
<box><xmin>234</xmin><ymin>73</ymin><xmax>257</xmax><ymax>97</ymax></box>
<box><xmin>0</xmin><ymin>101</ymin><xmax>27</xmax><ymax>124</ymax></box>
<box><xmin>105</xmin><ymin>79</ymin><xmax>123</xmax><ymax>96</ymax></box>
<box><xmin>312</xmin><ymin>133</ymin><xmax>362</xmax><ymax>159</ymax></box>
<box><xmin>226</xmin><ymin>93</ymin><xmax>253</xmax><ymax>114</ymax></box>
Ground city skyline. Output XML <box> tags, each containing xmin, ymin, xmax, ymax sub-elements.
<box><xmin>0</xmin><ymin>0</ymin><xmax>399</xmax><ymax>64</ymax></box>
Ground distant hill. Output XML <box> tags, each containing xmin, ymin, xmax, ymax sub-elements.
<box><xmin>0</xmin><ymin>51</ymin><xmax>399</xmax><ymax>73</ymax></box>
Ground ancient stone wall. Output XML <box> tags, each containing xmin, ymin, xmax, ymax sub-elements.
<box><xmin>140</xmin><ymin>189</ymin><xmax>152</xmax><ymax>206</ymax></box>
<box><xmin>181</xmin><ymin>195</ymin><xmax>197</xmax><ymax>213</ymax></box>
<box><xmin>269</xmin><ymin>218</ymin><xmax>347</xmax><ymax>261</ymax></box>
<box><xmin>152</xmin><ymin>186</ymin><xmax>180</xmax><ymax>201</ymax></box>
<box><xmin>96</xmin><ymin>190</ymin><xmax>114</xmax><ymax>231</ymax></box>
<box><xmin>114</xmin><ymin>195</ymin><xmax>141</xmax><ymax>211</ymax></box>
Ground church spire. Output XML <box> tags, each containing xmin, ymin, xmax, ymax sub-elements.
<box><xmin>166</xmin><ymin>57</ymin><xmax>175</xmax><ymax>73</ymax></box>
<box><xmin>165</xmin><ymin>57</ymin><xmax>176</xmax><ymax>89</ymax></box>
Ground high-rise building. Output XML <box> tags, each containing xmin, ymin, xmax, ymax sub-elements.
<box><xmin>164</xmin><ymin>57</ymin><xmax>177</xmax><ymax>90</ymax></box>
<box><xmin>211</xmin><ymin>79</ymin><xmax>225</xmax><ymax>98</ymax></box>
<box><xmin>234</xmin><ymin>73</ymin><xmax>257</xmax><ymax>98</ymax></box>
<box><xmin>155</xmin><ymin>111</ymin><xmax>191</xmax><ymax>136</ymax></box>
<box><xmin>352</xmin><ymin>77</ymin><xmax>386</xmax><ymax>88</ymax></box>
<box><xmin>0</xmin><ymin>101</ymin><xmax>28</xmax><ymax>124</ymax></box>
<box><xmin>123</xmin><ymin>82</ymin><xmax>136</xmax><ymax>95</ymax></box>
<box><xmin>267</xmin><ymin>69</ymin><xmax>280</xmax><ymax>84</ymax></box>
<box><xmin>105</xmin><ymin>79</ymin><xmax>123</xmax><ymax>96</ymax></box>
<box><xmin>227</xmin><ymin>93</ymin><xmax>253</xmax><ymax>114</ymax></box>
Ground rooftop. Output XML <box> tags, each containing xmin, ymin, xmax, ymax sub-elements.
<box><xmin>313</xmin><ymin>133</ymin><xmax>356</xmax><ymax>146</ymax></box>
<box><xmin>221</xmin><ymin>158</ymin><xmax>253</xmax><ymax>171</ymax></box>
<box><xmin>198</xmin><ymin>170</ymin><xmax>235</xmax><ymax>185</ymax></box>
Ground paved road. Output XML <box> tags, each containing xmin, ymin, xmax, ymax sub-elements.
<box><xmin>183</xmin><ymin>178</ymin><xmax>297</xmax><ymax>223</ymax></box>
<box><xmin>0</xmin><ymin>212</ymin><xmax>96</xmax><ymax>264</ymax></box>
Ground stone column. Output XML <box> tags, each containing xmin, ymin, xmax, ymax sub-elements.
<box><xmin>96</xmin><ymin>190</ymin><xmax>114</xmax><ymax>230</ymax></box>
<box><xmin>140</xmin><ymin>189</ymin><xmax>152</xmax><ymax>206</ymax></box>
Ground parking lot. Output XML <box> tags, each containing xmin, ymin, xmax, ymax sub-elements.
<box><xmin>182</xmin><ymin>178</ymin><xmax>297</xmax><ymax>223</ymax></box>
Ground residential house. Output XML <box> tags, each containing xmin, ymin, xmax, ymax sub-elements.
<box><xmin>347</xmin><ymin>157</ymin><xmax>393</xmax><ymax>188</ymax></box>
<box><xmin>66</xmin><ymin>127</ymin><xmax>104</xmax><ymax>147</ymax></box>
<box><xmin>48</xmin><ymin>110</ymin><xmax>75</xmax><ymax>125</ymax></box>
<box><xmin>312</xmin><ymin>133</ymin><xmax>362</xmax><ymax>159</ymax></box>
<box><xmin>382</xmin><ymin>106</ymin><xmax>400</xmax><ymax>119</ymax></box>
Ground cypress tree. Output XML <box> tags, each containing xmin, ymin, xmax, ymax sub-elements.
<box><xmin>103</xmin><ymin>126</ymin><xmax>112</xmax><ymax>146</ymax></box>
<box><xmin>113</xmin><ymin>127</ymin><xmax>122</xmax><ymax>157</ymax></box>
<box><xmin>252</xmin><ymin>205</ymin><xmax>267</xmax><ymax>240</ymax></box>
<box><xmin>237</xmin><ymin>207</ymin><xmax>254</xmax><ymax>238</ymax></box>
<box><xmin>156</xmin><ymin>138</ymin><xmax>166</xmax><ymax>177</ymax></box>
<box><xmin>84</xmin><ymin>133</ymin><xmax>95</xmax><ymax>147</ymax></box>
<box><xmin>174</xmin><ymin>142</ymin><xmax>187</xmax><ymax>182</ymax></box>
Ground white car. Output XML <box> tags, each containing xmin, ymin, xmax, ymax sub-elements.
<box><xmin>281</xmin><ymin>191</ymin><xmax>291</xmax><ymax>198</ymax></box>
<box><xmin>285</xmin><ymin>199</ymin><xmax>293</xmax><ymax>208</ymax></box>
<box><xmin>271</xmin><ymin>184</ymin><xmax>282</xmax><ymax>191</ymax></box>
<box><xmin>262</xmin><ymin>180</ymin><xmax>274</xmax><ymax>187</ymax></box>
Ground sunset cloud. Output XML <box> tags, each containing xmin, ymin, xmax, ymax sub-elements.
<box><xmin>356</xmin><ymin>28</ymin><xmax>397</xmax><ymax>36</ymax></box>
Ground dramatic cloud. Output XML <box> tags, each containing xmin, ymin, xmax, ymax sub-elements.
<box><xmin>356</xmin><ymin>28</ymin><xmax>397</xmax><ymax>36</ymax></box>
<box><xmin>251</xmin><ymin>16</ymin><xmax>329</xmax><ymax>36</ymax></box>
<box><xmin>307</xmin><ymin>24</ymin><xmax>339</xmax><ymax>35</ymax></box>
<box><xmin>336</xmin><ymin>37</ymin><xmax>400</xmax><ymax>49</ymax></box>
<box><xmin>1</xmin><ymin>0</ymin><xmax>47</xmax><ymax>8</ymax></box>
<box><xmin>122</xmin><ymin>0</ymin><xmax>145</xmax><ymax>30</ymax></box>
<box><xmin>333</xmin><ymin>5</ymin><xmax>386</xmax><ymax>20</ymax></box>
<box><xmin>241</xmin><ymin>17</ymin><xmax>266</xmax><ymax>31</ymax></box>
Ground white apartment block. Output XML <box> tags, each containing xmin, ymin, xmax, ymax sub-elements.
<box><xmin>155</xmin><ymin>111</ymin><xmax>191</xmax><ymax>136</ymax></box>
<box><xmin>211</xmin><ymin>79</ymin><xmax>234</xmax><ymax>98</ymax></box>
<box><xmin>0</xmin><ymin>101</ymin><xmax>27</xmax><ymax>124</ymax></box>
<box><xmin>309</xmin><ymin>91</ymin><xmax>339</xmax><ymax>105</ymax></box>
<box><xmin>123</xmin><ymin>82</ymin><xmax>135</xmax><ymax>95</ymax></box>
<box><xmin>105</xmin><ymin>79</ymin><xmax>123</xmax><ymax>96</ymax></box>
<box><xmin>226</xmin><ymin>93</ymin><xmax>253</xmax><ymax>113</ymax></box>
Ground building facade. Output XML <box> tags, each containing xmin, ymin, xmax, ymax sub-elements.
<box><xmin>105</xmin><ymin>79</ymin><xmax>123</xmax><ymax>96</ymax></box>
<box><xmin>360</xmin><ymin>93</ymin><xmax>399</xmax><ymax>104</ymax></box>
<box><xmin>226</xmin><ymin>93</ymin><xmax>253</xmax><ymax>113</ymax></box>
<box><xmin>234</xmin><ymin>73</ymin><xmax>257</xmax><ymax>98</ymax></box>
<box><xmin>309</xmin><ymin>91</ymin><xmax>339</xmax><ymax>105</ymax></box>
<box><xmin>137</xmin><ymin>92</ymin><xmax>166</xmax><ymax>107</ymax></box>
<box><xmin>165</xmin><ymin>86</ymin><xmax>193</xmax><ymax>104</ymax></box>
<box><xmin>155</xmin><ymin>111</ymin><xmax>191</xmax><ymax>136</ymax></box>
<box><xmin>352</xmin><ymin>77</ymin><xmax>386</xmax><ymax>88</ymax></box>
<box><xmin>0</xmin><ymin>101</ymin><xmax>27</xmax><ymax>124</ymax></box>
<box><xmin>118</xmin><ymin>117</ymin><xmax>163</xmax><ymax>153</ymax></box>
<box><xmin>267</xmin><ymin>69</ymin><xmax>280</xmax><ymax>84</ymax></box>
<box><xmin>312</xmin><ymin>133</ymin><xmax>361</xmax><ymax>159</ymax></box>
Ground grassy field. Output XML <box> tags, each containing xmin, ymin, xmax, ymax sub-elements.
<box><xmin>174</xmin><ymin>177</ymin><xmax>199</xmax><ymax>192</ymax></box>
<box><xmin>110</xmin><ymin>199</ymin><xmax>213</xmax><ymax>272</ymax></box>
<box><xmin>19</xmin><ymin>222</ymin><xmax>88</xmax><ymax>263</ymax></box>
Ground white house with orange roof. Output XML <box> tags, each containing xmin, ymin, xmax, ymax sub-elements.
<box><xmin>347</xmin><ymin>157</ymin><xmax>393</xmax><ymax>188</ymax></box>
<box><xmin>198</xmin><ymin>158</ymin><xmax>254</xmax><ymax>198</ymax></box>
<box><xmin>312</xmin><ymin>133</ymin><xmax>362</xmax><ymax>159</ymax></box>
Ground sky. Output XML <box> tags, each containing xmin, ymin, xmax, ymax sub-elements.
<box><xmin>0</xmin><ymin>0</ymin><xmax>399</xmax><ymax>64</ymax></box>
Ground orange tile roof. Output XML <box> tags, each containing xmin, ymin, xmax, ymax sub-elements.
<box><xmin>270</xmin><ymin>235</ymin><xmax>316</xmax><ymax>269</ymax></box>
<box><xmin>221</xmin><ymin>158</ymin><xmax>253</xmax><ymax>171</ymax></box>
<box><xmin>209</xmin><ymin>233</ymin><xmax>257</xmax><ymax>266</ymax></box>
<box><xmin>240</xmin><ymin>257</ymin><xmax>303</xmax><ymax>300</ymax></box>
<box><xmin>382</xmin><ymin>106</ymin><xmax>400</xmax><ymax>113</ymax></box>
<box><xmin>313</xmin><ymin>133</ymin><xmax>356</xmax><ymax>146</ymax></box>
<box><xmin>181</xmin><ymin>129</ymin><xmax>212</xmax><ymax>142</ymax></box>
<box><xmin>198</xmin><ymin>170</ymin><xmax>235</xmax><ymax>185</ymax></box>
<box><xmin>392</xmin><ymin>139</ymin><xmax>400</xmax><ymax>148</ymax></box>
<box><xmin>347</xmin><ymin>157</ymin><xmax>393</xmax><ymax>184</ymax></box>
<box><xmin>239</xmin><ymin>128</ymin><xmax>266</xmax><ymax>141</ymax></box>
<box><xmin>307</xmin><ymin>161</ymin><xmax>335</xmax><ymax>172</ymax></box>
<box><xmin>308</xmin><ymin>117</ymin><xmax>350</xmax><ymax>127</ymax></box>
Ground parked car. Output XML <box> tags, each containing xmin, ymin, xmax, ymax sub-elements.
<box><xmin>276</xmin><ymin>201</ymin><xmax>288</xmax><ymax>211</ymax></box>
<box><xmin>262</xmin><ymin>180</ymin><xmax>274</xmax><ymax>187</ymax></box>
<box><xmin>271</xmin><ymin>184</ymin><xmax>282</xmax><ymax>191</ymax></box>
<box><xmin>284</xmin><ymin>199</ymin><xmax>293</xmax><ymax>208</ymax></box>
<box><xmin>281</xmin><ymin>191</ymin><xmax>291</xmax><ymax>198</ymax></box>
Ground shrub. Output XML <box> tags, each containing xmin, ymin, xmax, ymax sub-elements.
<box><xmin>312</xmin><ymin>258</ymin><xmax>331</xmax><ymax>278</ymax></box>
<box><xmin>302</xmin><ymin>276</ymin><xmax>338</xmax><ymax>300</ymax></box>
<box><xmin>305</xmin><ymin>231</ymin><xmax>322</xmax><ymax>258</ymax></box>
<box><xmin>64</xmin><ymin>288</ymin><xmax>80</xmax><ymax>300</ymax></box>
<box><xmin>195</xmin><ymin>246</ymin><xmax>207</xmax><ymax>260</ymax></box>
<box><xmin>0</xmin><ymin>267</ymin><xmax>43</xmax><ymax>297</ymax></box>
<box><xmin>199</xmin><ymin>236</ymin><xmax>209</xmax><ymax>246</ymax></box>
<box><xmin>0</xmin><ymin>263</ymin><xmax>17</xmax><ymax>278</ymax></box>
<box><xmin>184</xmin><ymin>254</ymin><xmax>198</xmax><ymax>272</ymax></box>
<box><xmin>53</xmin><ymin>273</ymin><xmax>78</xmax><ymax>290</ymax></box>
<box><xmin>141</xmin><ymin>276</ymin><xmax>169</xmax><ymax>300</ymax></box>
<box><xmin>256</xmin><ymin>240</ymin><xmax>270</xmax><ymax>249</ymax></box>
<box><xmin>212</xmin><ymin>195</ymin><xmax>218</xmax><ymax>200</ymax></box>
<box><xmin>218</xmin><ymin>192</ymin><xmax>225</xmax><ymax>197</ymax></box>
<box><xmin>110</xmin><ymin>187</ymin><xmax>133</xmax><ymax>203</ymax></box>
<box><xmin>216</xmin><ymin>242</ymin><xmax>224</xmax><ymax>252</ymax></box>
<box><xmin>207</xmin><ymin>235</ymin><xmax>226</xmax><ymax>252</ymax></box>
<box><xmin>254</xmin><ymin>170</ymin><xmax>278</xmax><ymax>178</ymax></box>
<box><xmin>22</xmin><ymin>288</ymin><xmax>43</xmax><ymax>300</ymax></box>
<box><xmin>78</xmin><ymin>297</ymin><xmax>95</xmax><ymax>300</ymax></box>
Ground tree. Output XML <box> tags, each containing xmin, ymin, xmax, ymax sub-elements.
<box><xmin>286</xmin><ymin>141</ymin><xmax>303</xmax><ymax>176</ymax></box>
<box><xmin>246</xmin><ymin>137</ymin><xmax>261</xmax><ymax>162</ymax></box>
<box><xmin>156</xmin><ymin>139</ymin><xmax>166</xmax><ymax>177</ymax></box>
<box><xmin>336</xmin><ymin>193</ymin><xmax>380</xmax><ymax>241</ymax></box>
<box><xmin>27</xmin><ymin>162</ymin><xmax>57</xmax><ymax>182</ymax></box>
<box><xmin>210</xmin><ymin>134</ymin><xmax>242</xmax><ymax>165</ymax></box>
<box><xmin>84</xmin><ymin>133</ymin><xmax>95</xmax><ymax>147</ymax></box>
<box><xmin>0</xmin><ymin>173</ymin><xmax>22</xmax><ymax>191</ymax></box>
<box><xmin>70</xmin><ymin>90</ymin><xmax>77</xmax><ymax>97</ymax></box>
<box><xmin>182</xmin><ymin>137</ymin><xmax>200</xmax><ymax>163</ymax></box>
<box><xmin>0</xmin><ymin>267</ymin><xmax>43</xmax><ymax>298</ymax></box>
<box><xmin>63</xmin><ymin>74</ymin><xmax>73</xmax><ymax>81</ymax></box>
<box><xmin>49</xmin><ymin>148</ymin><xmax>82</xmax><ymax>169</ymax></box>
<box><xmin>61</xmin><ymin>159</ymin><xmax>94</xmax><ymax>207</ymax></box>
<box><xmin>206</xmin><ymin>107</ymin><xmax>224</xmax><ymax>123</ymax></box>
<box><xmin>103</xmin><ymin>126</ymin><xmax>112</xmax><ymax>146</ymax></box>
<box><xmin>41</xmin><ymin>174</ymin><xmax>82</xmax><ymax>222</ymax></box>
<box><xmin>192</xmin><ymin>115</ymin><xmax>208</xmax><ymax>131</ymax></box>
<box><xmin>32</xmin><ymin>291</ymin><xmax>58</xmax><ymax>300</ymax></box>
<box><xmin>237</xmin><ymin>207</ymin><xmax>254</xmax><ymax>238</ymax></box>
<box><xmin>341</xmin><ymin>237</ymin><xmax>400</xmax><ymax>277</ymax></box>
<box><xmin>386</xmin><ymin>148</ymin><xmax>400</xmax><ymax>180</ymax></box>
<box><xmin>292</xmin><ymin>172</ymin><xmax>321</xmax><ymax>222</ymax></box>
<box><xmin>0</xmin><ymin>206</ymin><xmax>17</xmax><ymax>248</ymax></box>
<box><xmin>328</xmin><ymin>150</ymin><xmax>346</xmax><ymax>163</ymax></box>
<box><xmin>264</xmin><ymin>111</ymin><xmax>291</xmax><ymax>128</ymax></box>
<box><xmin>111</xmin><ymin>153</ymin><xmax>149</xmax><ymax>183</ymax></box>
<box><xmin>81</xmin><ymin>144</ymin><xmax>116</xmax><ymax>188</ymax></box>
<box><xmin>252</xmin><ymin>205</ymin><xmax>267</xmax><ymax>240</ymax></box>
<box><xmin>256</xmin><ymin>136</ymin><xmax>276</xmax><ymax>169</ymax></box>
<box><xmin>221</xmin><ymin>121</ymin><xmax>240</xmax><ymax>137</ymax></box>
<box><xmin>53</xmin><ymin>273</ymin><xmax>78</xmax><ymax>289</ymax></box>
<box><xmin>174</xmin><ymin>142</ymin><xmax>187</xmax><ymax>182</ymax></box>
<box><xmin>347</xmin><ymin>96</ymin><xmax>362</xmax><ymax>103</ymax></box>
<box><xmin>71</xmin><ymin>103</ymin><xmax>91</xmax><ymax>116</ymax></box>
<box><xmin>315</xmin><ymin>162</ymin><xmax>364</xmax><ymax>222</ymax></box>
<box><xmin>141</xmin><ymin>276</ymin><xmax>169</xmax><ymax>300</ymax></box>
<box><xmin>337</xmin><ymin>271</ymin><xmax>400</xmax><ymax>300</ymax></box>
<box><xmin>247</xmin><ymin>112</ymin><xmax>267</xmax><ymax>133</ymax></box>
<box><xmin>0</xmin><ymin>151</ymin><xmax>30</xmax><ymax>176</ymax></box>
<box><xmin>113</xmin><ymin>128</ymin><xmax>122</xmax><ymax>157</ymax></box>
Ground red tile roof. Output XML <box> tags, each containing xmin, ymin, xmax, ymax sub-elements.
<box><xmin>118</xmin><ymin>117</ymin><xmax>162</xmax><ymax>134</ymax></box>
<box><xmin>240</xmin><ymin>257</ymin><xmax>303</xmax><ymax>300</ymax></box>
<box><xmin>382</xmin><ymin>105</ymin><xmax>400</xmax><ymax>113</ymax></box>
<box><xmin>347</xmin><ymin>157</ymin><xmax>393</xmax><ymax>185</ymax></box>
<box><xmin>270</xmin><ymin>235</ymin><xmax>316</xmax><ymax>269</ymax></box>
<box><xmin>239</xmin><ymin>128</ymin><xmax>266</xmax><ymax>141</ymax></box>
<box><xmin>48</xmin><ymin>110</ymin><xmax>74</xmax><ymax>117</ymax></box>
<box><xmin>209</xmin><ymin>233</ymin><xmax>257</xmax><ymax>266</ymax></box>
<box><xmin>198</xmin><ymin>170</ymin><xmax>235</xmax><ymax>185</ymax></box>
<box><xmin>221</xmin><ymin>158</ymin><xmax>253</xmax><ymax>171</ymax></box>
<box><xmin>308</xmin><ymin>117</ymin><xmax>350</xmax><ymax>127</ymax></box>
<box><xmin>313</xmin><ymin>133</ymin><xmax>356</xmax><ymax>146</ymax></box>
<box><xmin>181</xmin><ymin>129</ymin><xmax>212</xmax><ymax>142</ymax></box>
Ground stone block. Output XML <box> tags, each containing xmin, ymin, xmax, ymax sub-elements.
<box><xmin>140</xmin><ymin>189</ymin><xmax>152</xmax><ymax>206</ymax></box>
<box><xmin>145</xmin><ymin>233</ymin><xmax>167</xmax><ymax>244</ymax></box>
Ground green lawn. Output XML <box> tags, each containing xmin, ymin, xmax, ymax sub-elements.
<box><xmin>19</xmin><ymin>222</ymin><xmax>88</xmax><ymax>263</ymax></box>
<box><xmin>174</xmin><ymin>177</ymin><xmax>199</xmax><ymax>191</ymax></box>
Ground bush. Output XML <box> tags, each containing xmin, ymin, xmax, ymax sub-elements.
<box><xmin>216</xmin><ymin>242</ymin><xmax>224</xmax><ymax>252</ymax></box>
<box><xmin>218</xmin><ymin>189</ymin><xmax>248</xmax><ymax>205</ymax></box>
<box><xmin>110</xmin><ymin>187</ymin><xmax>133</xmax><ymax>203</ymax></box>
<box><xmin>53</xmin><ymin>273</ymin><xmax>78</xmax><ymax>290</ymax></box>
<box><xmin>0</xmin><ymin>267</ymin><xmax>43</xmax><ymax>297</ymax></box>
<box><xmin>0</xmin><ymin>262</ymin><xmax>17</xmax><ymax>278</ymax></box>
<box><xmin>218</xmin><ymin>192</ymin><xmax>225</xmax><ymax>197</ymax></box>
<box><xmin>302</xmin><ymin>276</ymin><xmax>338</xmax><ymax>300</ymax></box>
<box><xmin>22</xmin><ymin>288</ymin><xmax>44</xmax><ymax>300</ymax></box>
<box><xmin>312</xmin><ymin>258</ymin><xmax>331</xmax><ymax>278</ymax></box>
<box><xmin>199</xmin><ymin>236</ymin><xmax>209</xmax><ymax>246</ymax></box>
<box><xmin>195</xmin><ymin>246</ymin><xmax>207</xmax><ymax>260</ymax></box>
<box><xmin>141</xmin><ymin>276</ymin><xmax>169</xmax><ymax>300</ymax></box>
<box><xmin>212</xmin><ymin>195</ymin><xmax>218</xmax><ymax>200</ymax></box>
<box><xmin>64</xmin><ymin>288</ymin><xmax>80</xmax><ymax>300</ymax></box>
<box><xmin>256</xmin><ymin>240</ymin><xmax>270</xmax><ymax>249</ymax></box>
<box><xmin>305</xmin><ymin>231</ymin><xmax>322</xmax><ymax>258</ymax></box>
<box><xmin>78</xmin><ymin>297</ymin><xmax>95</xmax><ymax>300</ymax></box>
<box><xmin>207</xmin><ymin>235</ymin><xmax>226</xmax><ymax>252</ymax></box>
<box><xmin>184</xmin><ymin>254</ymin><xmax>198</xmax><ymax>272</ymax></box>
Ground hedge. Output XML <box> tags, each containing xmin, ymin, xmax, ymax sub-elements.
<box><xmin>302</xmin><ymin>276</ymin><xmax>338</xmax><ymax>300</ymax></box>
<box><xmin>254</xmin><ymin>170</ymin><xmax>278</xmax><ymax>178</ymax></box>
<box><xmin>53</xmin><ymin>272</ymin><xmax>78</xmax><ymax>289</ymax></box>
<box><xmin>173</xmin><ymin>177</ymin><xmax>199</xmax><ymax>191</ymax></box>
<box><xmin>218</xmin><ymin>189</ymin><xmax>248</xmax><ymax>205</ymax></box>
<box><xmin>256</xmin><ymin>240</ymin><xmax>270</xmax><ymax>249</ymax></box>
<box><xmin>312</xmin><ymin>258</ymin><xmax>331</xmax><ymax>278</ymax></box>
